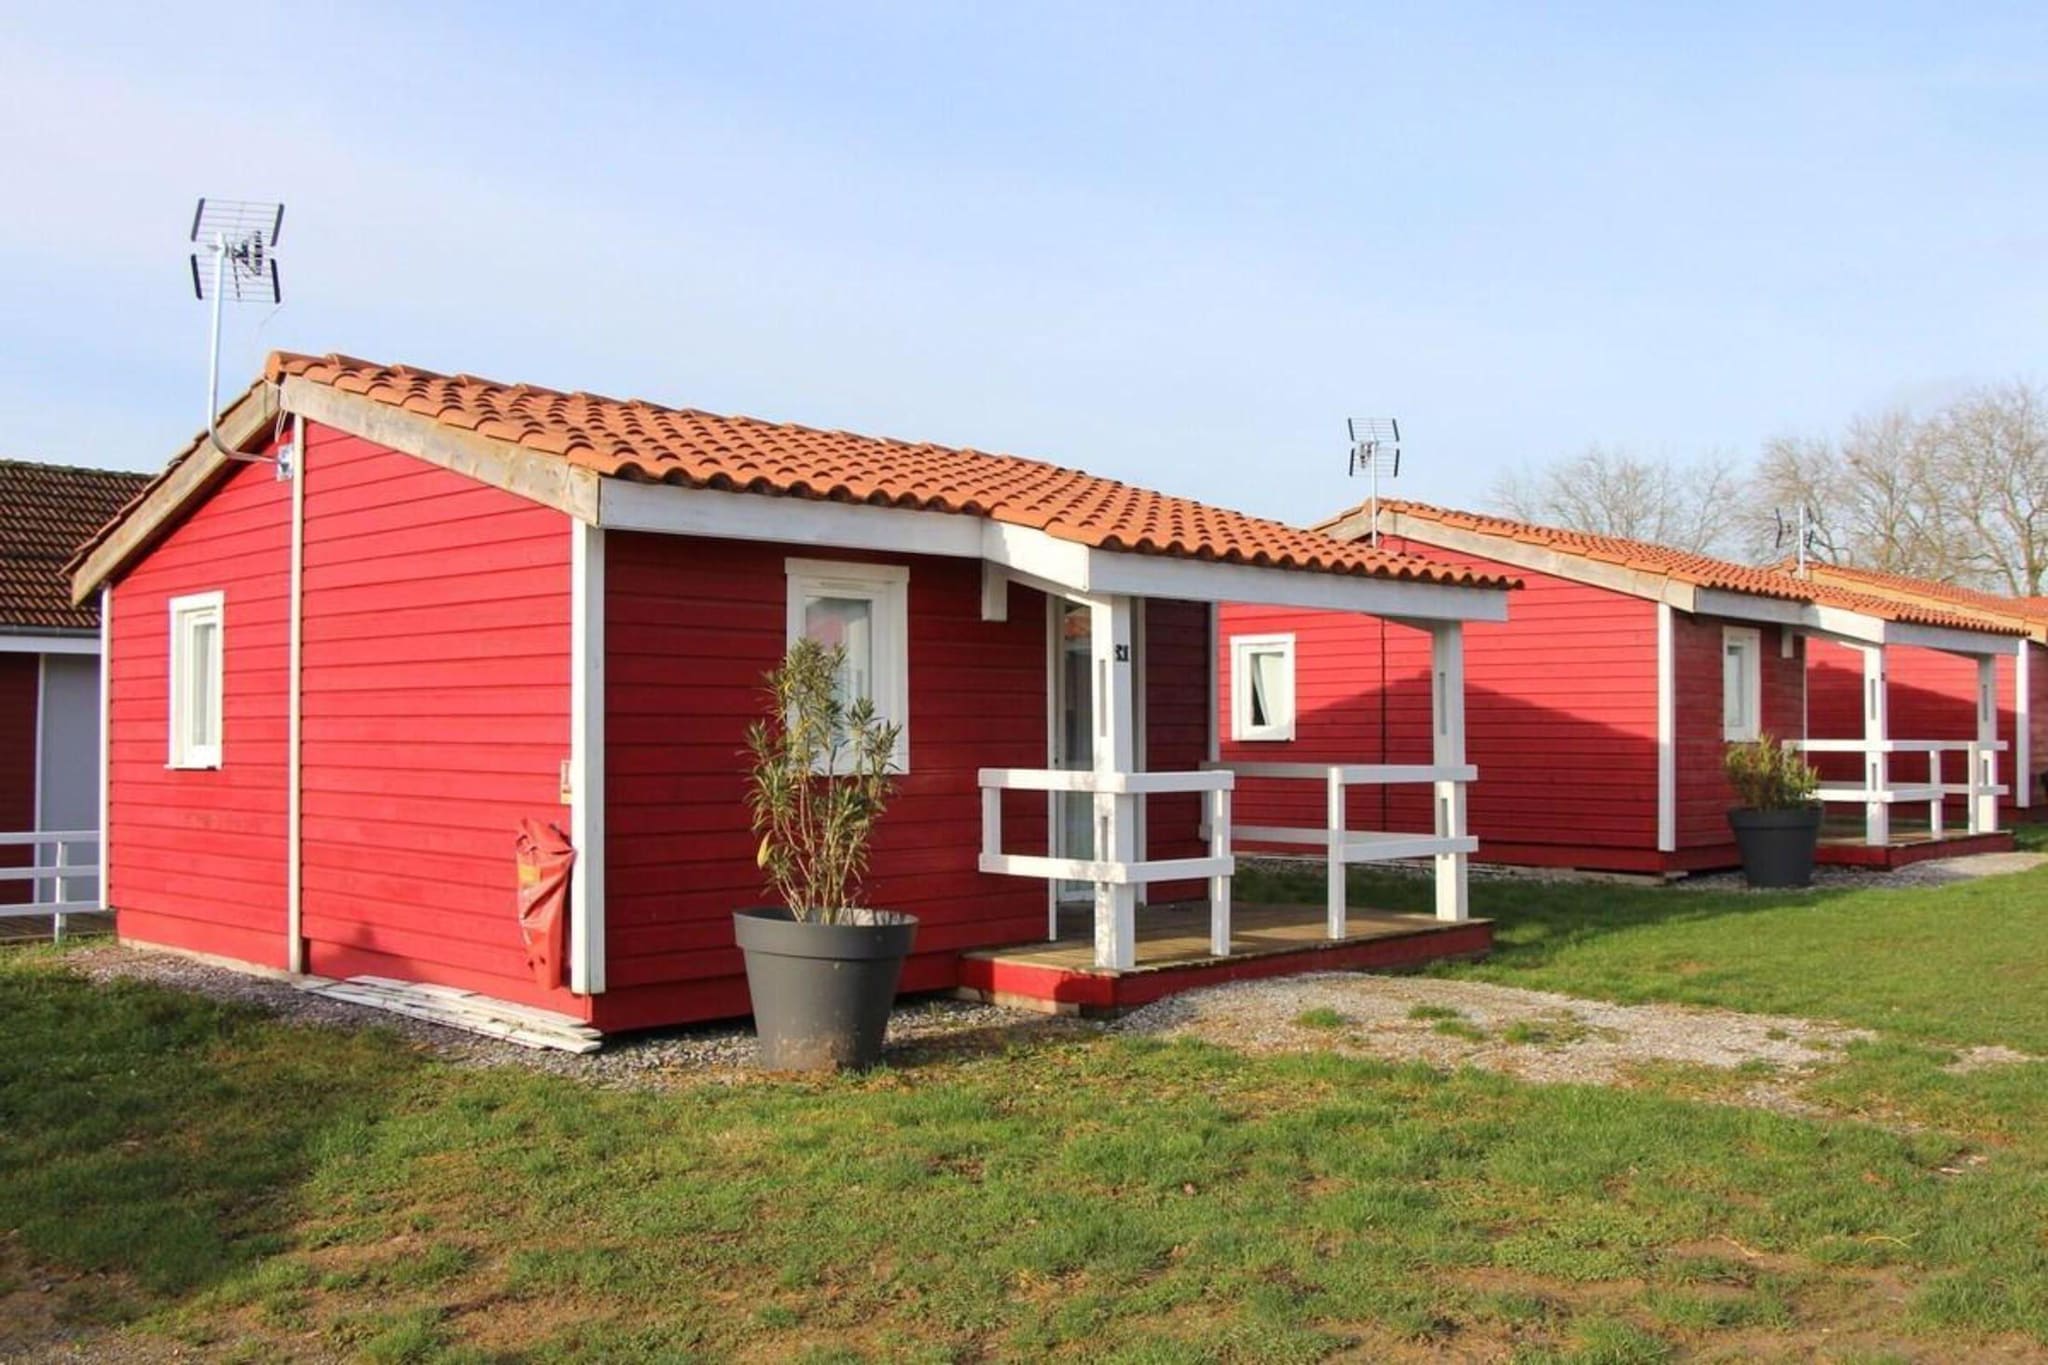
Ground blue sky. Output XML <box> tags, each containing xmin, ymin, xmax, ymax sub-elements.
<box><xmin>2</xmin><ymin>3</ymin><xmax>2043</xmax><ymax>524</ymax></box>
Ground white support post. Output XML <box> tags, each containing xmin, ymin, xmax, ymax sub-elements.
<box><xmin>1655</xmin><ymin>603</ymin><xmax>1676</xmax><ymax>854</ymax></box>
<box><xmin>286</xmin><ymin>412</ymin><xmax>306</xmax><ymax>974</ymax></box>
<box><xmin>1208</xmin><ymin>787</ymin><xmax>1231</xmax><ymax>958</ymax></box>
<box><xmin>1431</xmin><ymin>622</ymin><xmax>1470</xmax><ymax>922</ymax></box>
<box><xmin>1974</xmin><ymin>654</ymin><xmax>2000</xmax><ymax>834</ymax></box>
<box><xmin>2018</xmin><ymin>644</ymin><xmax>2033</xmax><ymax>810</ymax></box>
<box><xmin>1862</xmin><ymin>645</ymin><xmax>1890</xmax><ymax>847</ymax></box>
<box><xmin>1089</xmin><ymin>594</ymin><xmax>1136</xmax><ymax>971</ymax></box>
<box><xmin>1928</xmin><ymin>749</ymin><xmax>1944</xmax><ymax>840</ymax></box>
<box><xmin>1326</xmin><ymin>765</ymin><xmax>1346</xmax><ymax>939</ymax></box>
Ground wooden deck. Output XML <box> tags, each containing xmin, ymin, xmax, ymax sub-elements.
<box><xmin>1816</xmin><ymin>827</ymin><xmax>2014</xmax><ymax>868</ymax></box>
<box><xmin>958</xmin><ymin>901</ymin><xmax>1492</xmax><ymax>1014</ymax></box>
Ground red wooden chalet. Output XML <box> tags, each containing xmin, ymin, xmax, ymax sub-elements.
<box><xmin>1214</xmin><ymin>500</ymin><xmax>2025</xmax><ymax>878</ymax></box>
<box><xmin>0</xmin><ymin>459</ymin><xmax>149</xmax><ymax>933</ymax></box>
<box><xmin>65</xmin><ymin>354</ymin><xmax>1513</xmax><ymax>1033</ymax></box>
<box><xmin>1798</xmin><ymin>562</ymin><xmax>2048</xmax><ymax>822</ymax></box>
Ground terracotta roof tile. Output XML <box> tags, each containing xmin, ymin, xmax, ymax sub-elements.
<box><xmin>0</xmin><ymin>459</ymin><xmax>151</xmax><ymax>630</ymax></box>
<box><xmin>264</xmin><ymin>353</ymin><xmax>1512</xmax><ymax>591</ymax></box>
<box><xmin>1333</xmin><ymin>499</ymin><xmax>2021</xmax><ymax>635</ymax></box>
<box><xmin>1799</xmin><ymin>562</ymin><xmax>2048</xmax><ymax>636</ymax></box>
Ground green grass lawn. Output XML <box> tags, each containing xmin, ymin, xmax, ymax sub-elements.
<box><xmin>2</xmin><ymin>859</ymin><xmax>2045</xmax><ymax>1362</ymax></box>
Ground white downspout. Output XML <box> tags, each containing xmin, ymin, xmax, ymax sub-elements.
<box><xmin>97</xmin><ymin>587</ymin><xmax>112</xmax><ymax>914</ymax></box>
<box><xmin>1655</xmin><ymin>603</ymin><xmax>1676</xmax><ymax>856</ymax></box>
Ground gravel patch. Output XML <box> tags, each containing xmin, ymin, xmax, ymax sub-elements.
<box><xmin>1945</xmin><ymin>1044</ymin><xmax>2042</xmax><ymax>1074</ymax></box>
<box><xmin>1674</xmin><ymin>850</ymin><xmax>2048</xmax><ymax>893</ymax></box>
<box><xmin>1115</xmin><ymin>972</ymin><xmax>1876</xmax><ymax>1114</ymax></box>
<box><xmin>60</xmin><ymin>945</ymin><xmax>1063</xmax><ymax>1083</ymax></box>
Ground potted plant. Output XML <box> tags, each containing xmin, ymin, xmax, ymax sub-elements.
<box><xmin>1724</xmin><ymin>735</ymin><xmax>1823</xmax><ymax>888</ymax></box>
<box><xmin>735</xmin><ymin>637</ymin><xmax>914</xmax><ymax>1071</ymax></box>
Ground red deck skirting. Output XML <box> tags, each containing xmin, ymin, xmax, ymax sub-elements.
<box><xmin>958</xmin><ymin>920</ymin><xmax>1494</xmax><ymax>1014</ymax></box>
<box><xmin>1815</xmin><ymin>830</ymin><xmax>2015</xmax><ymax>869</ymax></box>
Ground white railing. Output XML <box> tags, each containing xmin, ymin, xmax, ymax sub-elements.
<box><xmin>979</xmin><ymin>768</ymin><xmax>1235</xmax><ymax>965</ymax></box>
<box><xmin>1789</xmin><ymin>739</ymin><xmax>2007</xmax><ymax>844</ymax></box>
<box><xmin>1205</xmin><ymin>761</ymin><xmax>1477</xmax><ymax>931</ymax></box>
<box><xmin>0</xmin><ymin>829</ymin><xmax>102</xmax><ymax>942</ymax></box>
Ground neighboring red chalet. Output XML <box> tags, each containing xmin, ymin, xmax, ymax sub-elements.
<box><xmin>1797</xmin><ymin>561</ymin><xmax>2048</xmax><ymax>818</ymax></box>
<box><xmin>1</xmin><ymin>459</ymin><xmax>149</xmax><ymax>920</ymax></box>
<box><xmin>1217</xmin><ymin>500</ymin><xmax>2024</xmax><ymax>877</ymax></box>
<box><xmin>68</xmin><ymin>354</ymin><xmax>1514</xmax><ymax>1034</ymax></box>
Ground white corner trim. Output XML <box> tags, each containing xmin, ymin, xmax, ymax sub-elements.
<box><xmin>570</xmin><ymin>519</ymin><xmax>607</xmax><ymax>995</ymax></box>
<box><xmin>31</xmin><ymin>652</ymin><xmax>45</xmax><ymax>899</ymax></box>
<box><xmin>0</xmin><ymin>633</ymin><xmax>99</xmax><ymax>655</ymax></box>
<box><xmin>286</xmin><ymin>412</ymin><xmax>306</xmax><ymax>975</ymax></box>
<box><xmin>97</xmin><ymin>586</ymin><xmax>112</xmax><ymax>911</ymax></box>
<box><xmin>1656</xmin><ymin>603</ymin><xmax>1675</xmax><ymax>853</ymax></box>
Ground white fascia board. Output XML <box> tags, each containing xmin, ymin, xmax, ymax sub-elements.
<box><xmin>1891</xmin><ymin>621</ymin><xmax>2021</xmax><ymax>657</ymax></box>
<box><xmin>0</xmin><ymin>632</ymin><xmax>99</xmax><ymax>655</ymax></box>
<box><xmin>598</xmin><ymin>479</ymin><xmax>985</xmax><ymax>557</ymax></box>
<box><xmin>598</xmin><ymin>477</ymin><xmax>1508</xmax><ymax>618</ymax></box>
<box><xmin>1376</xmin><ymin>513</ymin><xmax>1696</xmax><ymax>612</ymax></box>
<box><xmin>1085</xmin><ymin>549</ymin><xmax>1511</xmax><ymax>621</ymax></box>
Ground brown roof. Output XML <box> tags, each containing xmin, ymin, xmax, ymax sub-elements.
<box><xmin>262</xmin><ymin>353</ymin><xmax>1511</xmax><ymax>590</ymax></box>
<box><xmin>0</xmin><ymin>459</ymin><xmax>151</xmax><ymax>630</ymax></box>
<box><xmin>1329</xmin><ymin>499</ymin><xmax>2022</xmax><ymax>635</ymax></box>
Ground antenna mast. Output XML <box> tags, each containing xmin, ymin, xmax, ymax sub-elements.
<box><xmin>1774</xmin><ymin>504</ymin><xmax>1820</xmax><ymax>575</ymax></box>
<box><xmin>189</xmin><ymin>198</ymin><xmax>285</xmax><ymax>464</ymax></box>
<box><xmin>1347</xmin><ymin>417</ymin><xmax>1403</xmax><ymax>548</ymax></box>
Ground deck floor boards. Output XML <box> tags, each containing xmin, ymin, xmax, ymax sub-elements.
<box><xmin>968</xmin><ymin>901</ymin><xmax>1465</xmax><ymax>975</ymax></box>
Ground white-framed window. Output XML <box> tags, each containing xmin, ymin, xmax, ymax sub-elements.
<box><xmin>1230</xmin><ymin>633</ymin><xmax>1296</xmax><ymax>742</ymax></box>
<box><xmin>785</xmin><ymin>558</ymin><xmax>910</xmax><ymax>770</ymax></box>
<box><xmin>1722</xmin><ymin>625</ymin><xmax>1762</xmax><ymax>741</ymax></box>
<box><xmin>167</xmin><ymin>590</ymin><xmax>225</xmax><ymax>769</ymax></box>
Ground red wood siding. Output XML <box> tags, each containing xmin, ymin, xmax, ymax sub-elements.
<box><xmin>1143</xmin><ymin>597</ymin><xmax>1211</xmax><ymax>901</ymax></box>
<box><xmin>1219</xmin><ymin>541</ymin><xmax>1663</xmax><ymax>870</ymax></box>
<box><xmin>595</xmin><ymin>534</ymin><xmax>1055</xmax><ymax>1030</ymax></box>
<box><xmin>1807</xmin><ymin>638</ymin><xmax>2024</xmax><ymax>814</ymax></box>
<box><xmin>0</xmin><ymin>653</ymin><xmax>36</xmax><ymax>904</ymax></box>
<box><xmin>1672</xmin><ymin>616</ymin><xmax>1804</xmax><ymax>852</ymax></box>
<box><xmin>107</xmin><ymin>456</ymin><xmax>291</xmax><ymax>965</ymax></box>
<box><xmin>297</xmin><ymin>427</ymin><xmax>577</xmax><ymax>1014</ymax></box>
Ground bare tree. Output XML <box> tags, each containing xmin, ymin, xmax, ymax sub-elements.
<box><xmin>1491</xmin><ymin>445</ymin><xmax>1741</xmax><ymax>555</ymax></box>
<box><xmin>1744</xmin><ymin>384</ymin><xmax>2048</xmax><ymax>592</ymax></box>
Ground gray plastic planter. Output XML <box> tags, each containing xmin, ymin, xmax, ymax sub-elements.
<box><xmin>1728</xmin><ymin>806</ymin><xmax>1822</xmax><ymax>888</ymax></box>
<box><xmin>733</xmin><ymin>907</ymin><xmax>919</xmax><ymax>1071</ymax></box>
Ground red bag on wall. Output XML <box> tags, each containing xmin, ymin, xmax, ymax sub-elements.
<box><xmin>515</xmin><ymin>819</ymin><xmax>576</xmax><ymax>990</ymax></box>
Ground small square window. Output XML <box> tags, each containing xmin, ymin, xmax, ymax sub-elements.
<box><xmin>785</xmin><ymin>559</ymin><xmax>910</xmax><ymax>771</ymax></box>
<box><xmin>168</xmin><ymin>591</ymin><xmax>225</xmax><ymax>769</ymax></box>
<box><xmin>1722</xmin><ymin>626</ymin><xmax>1761</xmax><ymax>741</ymax></box>
<box><xmin>1230</xmin><ymin>634</ymin><xmax>1296</xmax><ymax>742</ymax></box>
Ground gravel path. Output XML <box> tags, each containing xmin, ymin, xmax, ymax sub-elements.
<box><xmin>1674</xmin><ymin>849</ymin><xmax>2048</xmax><ymax>892</ymax></box>
<box><xmin>1115</xmin><ymin>972</ymin><xmax>1880</xmax><ymax>1113</ymax></box>
<box><xmin>62</xmin><ymin>946</ymin><xmax>1065</xmax><ymax>1082</ymax></box>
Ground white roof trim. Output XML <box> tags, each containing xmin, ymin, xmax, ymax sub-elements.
<box><xmin>600</xmin><ymin>479</ymin><xmax>1508</xmax><ymax>621</ymax></box>
<box><xmin>0</xmin><ymin>632</ymin><xmax>98</xmax><ymax>655</ymax></box>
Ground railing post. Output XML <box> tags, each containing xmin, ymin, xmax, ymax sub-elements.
<box><xmin>1431</xmin><ymin>622</ymin><xmax>1471</xmax><ymax>923</ymax></box>
<box><xmin>1862</xmin><ymin>646</ymin><xmax>1890</xmax><ymax>848</ymax></box>
<box><xmin>1325</xmin><ymin>766</ymin><xmax>1346</xmax><ymax>939</ymax></box>
<box><xmin>1975</xmin><ymin>656</ymin><xmax>2000</xmax><ymax>834</ymax></box>
<box><xmin>1928</xmin><ymin>750</ymin><xmax>1944</xmax><ymax>840</ymax></box>
<box><xmin>1209</xmin><ymin>787</ymin><xmax>1232</xmax><ymax>957</ymax></box>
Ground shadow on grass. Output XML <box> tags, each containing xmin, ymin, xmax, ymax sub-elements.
<box><xmin>0</xmin><ymin>955</ymin><xmax>415</xmax><ymax>1303</ymax></box>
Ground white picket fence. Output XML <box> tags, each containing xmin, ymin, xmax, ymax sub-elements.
<box><xmin>0</xmin><ymin>829</ymin><xmax>102</xmax><ymax>941</ymax></box>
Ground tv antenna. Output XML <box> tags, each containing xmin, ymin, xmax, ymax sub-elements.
<box><xmin>1347</xmin><ymin>417</ymin><xmax>1402</xmax><ymax>548</ymax></box>
<box><xmin>189</xmin><ymin>198</ymin><xmax>284</xmax><ymax>463</ymax></box>
<box><xmin>1774</xmin><ymin>504</ymin><xmax>1820</xmax><ymax>575</ymax></box>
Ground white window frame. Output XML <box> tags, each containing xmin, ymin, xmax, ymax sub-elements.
<box><xmin>785</xmin><ymin>558</ymin><xmax>911</xmax><ymax>772</ymax></box>
<box><xmin>167</xmin><ymin>590</ymin><xmax>225</xmax><ymax>769</ymax></box>
<box><xmin>1722</xmin><ymin>625</ymin><xmax>1762</xmax><ymax>742</ymax></box>
<box><xmin>1230</xmin><ymin>633</ymin><xmax>1296</xmax><ymax>742</ymax></box>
